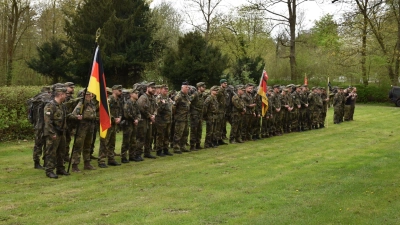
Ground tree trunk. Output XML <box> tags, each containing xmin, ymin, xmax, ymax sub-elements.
<box><xmin>361</xmin><ymin>8</ymin><xmax>368</xmax><ymax>86</ymax></box>
<box><xmin>288</xmin><ymin>0</ymin><xmax>297</xmax><ymax>81</ymax></box>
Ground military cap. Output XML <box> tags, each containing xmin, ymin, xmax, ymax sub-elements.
<box><xmin>155</xmin><ymin>85</ymin><xmax>161</xmax><ymax>89</ymax></box>
<box><xmin>311</xmin><ymin>87</ymin><xmax>316</xmax><ymax>90</ymax></box>
<box><xmin>41</xmin><ymin>86</ymin><xmax>51</xmax><ymax>92</ymax></box>
<box><xmin>106</xmin><ymin>87</ymin><xmax>112</xmax><ymax>94</ymax></box>
<box><xmin>245</xmin><ymin>83</ymin><xmax>254</xmax><ymax>88</ymax></box>
<box><xmin>122</xmin><ymin>88</ymin><xmax>130</xmax><ymax>93</ymax></box>
<box><xmin>210</xmin><ymin>86</ymin><xmax>219</xmax><ymax>91</ymax></box>
<box><xmin>147</xmin><ymin>82</ymin><xmax>156</xmax><ymax>87</ymax></box>
<box><xmin>196</xmin><ymin>82</ymin><xmax>206</xmax><ymax>87</ymax></box>
<box><xmin>287</xmin><ymin>84</ymin><xmax>294</xmax><ymax>88</ymax></box>
<box><xmin>112</xmin><ymin>85</ymin><xmax>122</xmax><ymax>90</ymax></box>
<box><xmin>131</xmin><ymin>87</ymin><xmax>139</xmax><ymax>94</ymax></box>
<box><xmin>220</xmin><ymin>79</ymin><xmax>227</xmax><ymax>84</ymax></box>
<box><xmin>54</xmin><ymin>87</ymin><xmax>67</xmax><ymax>93</ymax></box>
<box><xmin>283</xmin><ymin>88</ymin><xmax>289</xmax><ymax>92</ymax></box>
<box><xmin>295</xmin><ymin>84</ymin><xmax>301</xmax><ymax>88</ymax></box>
<box><xmin>160</xmin><ymin>84</ymin><xmax>169</xmax><ymax>89</ymax></box>
<box><xmin>182</xmin><ymin>81</ymin><xmax>189</xmax><ymax>86</ymax></box>
<box><xmin>65</xmin><ymin>82</ymin><xmax>75</xmax><ymax>88</ymax></box>
<box><xmin>273</xmin><ymin>84</ymin><xmax>280</xmax><ymax>89</ymax></box>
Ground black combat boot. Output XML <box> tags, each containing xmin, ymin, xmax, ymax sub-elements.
<box><xmin>34</xmin><ymin>161</ymin><xmax>44</xmax><ymax>170</ymax></box>
<box><xmin>156</xmin><ymin>150</ymin><xmax>166</xmax><ymax>157</ymax></box>
<box><xmin>163</xmin><ymin>148</ymin><xmax>173</xmax><ymax>156</ymax></box>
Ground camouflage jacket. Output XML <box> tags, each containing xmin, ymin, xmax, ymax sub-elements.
<box><xmin>231</xmin><ymin>94</ymin><xmax>245</xmax><ymax>115</ymax></box>
<box><xmin>280</xmin><ymin>93</ymin><xmax>293</xmax><ymax>111</ymax></box>
<box><xmin>272</xmin><ymin>92</ymin><xmax>282</xmax><ymax>111</ymax></box>
<box><xmin>254</xmin><ymin>94</ymin><xmax>262</xmax><ymax>115</ymax></box>
<box><xmin>108</xmin><ymin>95</ymin><xmax>122</xmax><ymax>121</ymax></box>
<box><xmin>137</xmin><ymin>93</ymin><xmax>157</xmax><ymax>121</ymax></box>
<box><xmin>299</xmin><ymin>91</ymin><xmax>308</xmax><ymax>108</ymax></box>
<box><xmin>241</xmin><ymin>92</ymin><xmax>254</xmax><ymax>114</ymax></box>
<box><xmin>156</xmin><ymin>94</ymin><xmax>173</xmax><ymax>124</ymax></box>
<box><xmin>123</xmin><ymin>99</ymin><xmax>141</xmax><ymax>123</ymax></box>
<box><xmin>291</xmin><ymin>91</ymin><xmax>301</xmax><ymax>108</ymax></box>
<box><xmin>190</xmin><ymin>91</ymin><xmax>205</xmax><ymax>115</ymax></box>
<box><xmin>43</xmin><ymin>100</ymin><xmax>67</xmax><ymax>136</ymax></box>
<box><xmin>308</xmin><ymin>92</ymin><xmax>323</xmax><ymax>109</ymax></box>
<box><xmin>174</xmin><ymin>91</ymin><xmax>191</xmax><ymax>122</ymax></box>
<box><xmin>321</xmin><ymin>92</ymin><xmax>328</xmax><ymax>112</ymax></box>
<box><xmin>216</xmin><ymin>87</ymin><xmax>228</xmax><ymax>113</ymax></box>
<box><xmin>203</xmin><ymin>95</ymin><xmax>219</xmax><ymax>121</ymax></box>
<box><xmin>69</xmin><ymin>100</ymin><xmax>97</xmax><ymax>122</ymax></box>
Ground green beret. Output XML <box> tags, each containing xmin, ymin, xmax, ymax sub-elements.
<box><xmin>220</xmin><ymin>79</ymin><xmax>227</xmax><ymax>84</ymax></box>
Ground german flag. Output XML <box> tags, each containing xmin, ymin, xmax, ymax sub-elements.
<box><xmin>257</xmin><ymin>70</ymin><xmax>269</xmax><ymax>117</ymax></box>
<box><xmin>87</xmin><ymin>46</ymin><xmax>111</xmax><ymax>138</ymax></box>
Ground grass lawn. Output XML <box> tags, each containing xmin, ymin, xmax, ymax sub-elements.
<box><xmin>1</xmin><ymin>104</ymin><xmax>400</xmax><ymax>225</ymax></box>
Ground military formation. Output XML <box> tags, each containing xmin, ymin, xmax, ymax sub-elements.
<box><xmin>27</xmin><ymin>80</ymin><xmax>357</xmax><ymax>179</ymax></box>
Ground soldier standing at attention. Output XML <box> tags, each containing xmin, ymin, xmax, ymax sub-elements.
<box><xmin>299</xmin><ymin>85</ymin><xmax>309</xmax><ymax>131</ymax></box>
<box><xmin>229</xmin><ymin>85</ymin><xmax>246</xmax><ymax>143</ymax></box>
<box><xmin>121</xmin><ymin>87</ymin><xmax>141</xmax><ymax>163</ymax></box>
<box><xmin>216</xmin><ymin>79</ymin><xmax>228</xmax><ymax>145</ymax></box>
<box><xmin>64</xmin><ymin>82</ymin><xmax>75</xmax><ymax>162</ymax></box>
<box><xmin>333</xmin><ymin>87</ymin><xmax>342</xmax><ymax>124</ymax></box>
<box><xmin>203</xmin><ymin>86</ymin><xmax>219</xmax><ymax>148</ymax></box>
<box><xmin>155</xmin><ymin>84</ymin><xmax>174</xmax><ymax>157</ymax></box>
<box><xmin>173</xmin><ymin>82</ymin><xmax>191</xmax><ymax>153</ymax></box>
<box><xmin>98</xmin><ymin>85</ymin><xmax>122</xmax><ymax>168</ymax></box>
<box><xmin>190</xmin><ymin>82</ymin><xmax>206</xmax><ymax>150</ymax></box>
<box><xmin>241</xmin><ymin>84</ymin><xmax>256</xmax><ymax>141</ymax></box>
<box><xmin>272</xmin><ymin>85</ymin><xmax>283</xmax><ymax>136</ymax></box>
<box><xmin>291</xmin><ymin>85</ymin><xmax>301</xmax><ymax>132</ymax></box>
<box><xmin>137</xmin><ymin>82</ymin><xmax>158</xmax><ymax>159</ymax></box>
<box><xmin>69</xmin><ymin>90</ymin><xmax>97</xmax><ymax>172</ymax></box>
<box><xmin>349</xmin><ymin>87</ymin><xmax>357</xmax><ymax>120</ymax></box>
<box><xmin>320</xmin><ymin>87</ymin><xmax>329</xmax><ymax>128</ymax></box>
<box><xmin>43</xmin><ymin>87</ymin><xmax>69</xmax><ymax>179</ymax></box>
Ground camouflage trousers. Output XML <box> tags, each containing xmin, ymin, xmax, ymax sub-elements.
<box><xmin>252</xmin><ymin>116</ymin><xmax>261</xmax><ymax>137</ymax></box>
<box><xmin>205</xmin><ymin>119</ymin><xmax>217</xmax><ymax>147</ymax></box>
<box><xmin>229</xmin><ymin>113</ymin><xmax>243</xmax><ymax>141</ymax></box>
<box><xmin>291</xmin><ymin>109</ymin><xmax>299</xmax><ymax>131</ymax></box>
<box><xmin>344</xmin><ymin>105</ymin><xmax>351</xmax><ymax>121</ymax></box>
<box><xmin>320</xmin><ymin>109</ymin><xmax>327</xmax><ymax>125</ymax></box>
<box><xmin>261</xmin><ymin>115</ymin><xmax>274</xmax><ymax>136</ymax></box>
<box><xmin>33</xmin><ymin>129</ymin><xmax>45</xmax><ymax>162</ymax></box>
<box><xmin>72</xmin><ymin>122</ymin><xmax>95</xmax><ymax>165</ymax></box>
<box><xmin>121</xmin><ymin>123</ymin><xmax>137</xmax><ymax>159</ymax></box>
<box><xmin>65</xmin><ymin>126</ymin><xmax>75</xmax><ymax>159</ymax></box>
<box><xmin>274</xmin><ymin>110</ymin><xmax>283</xmax><ymax>133</ymax></box>
<box><xmin>350</xmin><ymin>105</ymin><xmax>355</xmax><ymax>120</ymax></box>
<box><xmin>190</xmin><ymin>114</ymin><xmax>203</xmax><ymax>146</ymax></box>
<box><xmin>44</xmin><ymin>133</ymin><xmax>66</xmax><ymax>174</ymax></box>
<box><xmin>333</xmin><ymin>106</ymin><xmax>341</xmax><ymax>124</ymax></box>
<box><xmin>156</xmin><ymin>122</ymin><xmax>171</xmax><ymax>151</ymax></box>
<box><xmin>98</xmin><ymin>124</ymin><xmax>116</xmax><ymax>163</ymax></box>
<box><xmin>299</xmin><ymin>109</ymin><xmax>307</xmax><ymax>129</ymax></box>
<box><xmin>173</xmin><ymin>120</ymin><xmax>189</xmax><ymax>150</ymax></box>
<box><xmin>214</xmin><ymin>113</ymin><xmax>225</xmax><ymax>141</ymax></box>
<box><xmin>241</xmin><ymin>114</ymin><xmax>254</xmax><ymax>140</ymax></box>
<box><xmin>312</xmin><ymin>108</ymin><xmax>321</xmax><ymax>126</ymax></box>
<box><xmin>307</xmin><ymin>108</ymin><xmax>314</xmax><ymax>128</ymax></box>
<box><xmin>136</xmin><ymin>120</ymin><xmax>153</xmax><ymax>156</ymax></box>
<box><xmin>282</xmin><ymin>110</ymin><xmax>291</xmax><ymax>132</ymax></box>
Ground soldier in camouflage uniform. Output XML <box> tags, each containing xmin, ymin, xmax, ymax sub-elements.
<box><xmin>320</xmin><ymin>87</ymin><xmax>329</xmax><ymax>127</ymax></box>
<box><xmin>136</xmin><ymin>82</ymin><xmax>158</xmax><ymax>159</ymax></box>
<box><xmin>291</xmin><ymin>85</ymin><xmax>302</xmax><ymax>132</ymax></box>
<box><xmin>252</xmin><ymin>89</ymin><xmax>262</xmax><ymax>140</ymax></box>
<box><xmin>271</xmin><ymin>85</ymin><xmax>283</xmax><ymax>135</ymax></box>
<box><xmin>203</xmin><ymin>86</ymin><xmax>219</xmax><ymax>148</ymax></box>
<box><xmin>261</xmin><ymin>88</ymin><xmax>274</xmax><ymax>138</ymax></box>
<box><xmin>69</xmin><ymin>90</ymin><xmax>97</xmax><ymax>172</ymax></box>
<box><xmin>173</xmin><ymin>82</ymin><xmax>191</xmax><ymax>153</ymax></box>
<box><xmin>299</xmin><ymin>85</ymin><xmax>309</xmax><ymax>131</ymax></box>
<box><xmin>98</xmin><ymin>85</ymin><xmax>122</xmax><ymax>168</ymax></box>
<box><xmin>308</xmin><ymin>87</ymin><xmax>323</xmax><ymax>129</ymax></box>
<box><xmin>215</xmin><ymin>79</ymin><xmax>228</xmax><ymax>145</ymax></box>
<box><xmin>333</xmin><ymin>87</ymin><xmax>343</xmax><ymax>124</ymax></box>
<box><xmin>349</xmin><ymin>87</ymin><xmax>357</xmax><ymax>120</ymax></box>
<box><xmin>155</xmin><ymin>84</ymin><xmax>174</xmax><ymax>156</ymax></box>
<box><xmin>229</xmin><ymin>85</ymin><xmax>246</xmax><ymax>143</ymax></box>
<box><xmin>30</xmin><ymin>86</ymin><xmax>52</xmax><ymax>169</ymax></box>
<box><xmin>190</xmin><ymin>82</ymin><xmax>206</xmax><ymax>150</ymax></box>
<box><xmin>241</xmin><ymin>84</ymin><xmax>256</xmax><ymax>141</ymax></box>
<box><xmin>43</xmin><ymin>87</ymin><xmax>69</xmax><ymax>179</ymax></box>
<box><xmin>61</xmin><ymin>82</ymin><xmax>75</xmax><ymax>163</ymax></box>
<box><xmin>121</xmin><ymin>87</ymin><xmax>141</xmax><ymax>163</ymax></box>
<box><xmin>281</xmin><ymin>88</ymin><xmax>293</xmax><ymax>133</ymax></box>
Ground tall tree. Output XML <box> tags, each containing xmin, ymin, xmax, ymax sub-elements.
<box><xmin>248</xmin><ymin>0</ymin><xmax>308</xmax><ymax>81</ymax></box>
<box><xmin>64</xmin><ymin>0</ymin><xmax>159</xmax><ymax>85</ymax></box>
<box><xmin>162</xmin><ymin>31</ymin><xmax>227</xmax><ymax>89</ymax></box>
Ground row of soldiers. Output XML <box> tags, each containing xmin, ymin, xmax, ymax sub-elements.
<box><xmin>29</xmin><ymin>80</ymin><xmax>356</xmax><ymax>179</ymax></box>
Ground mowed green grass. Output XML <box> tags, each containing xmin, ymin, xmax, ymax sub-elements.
<box><xmin>1</xmin><ymin>105</ymin><xmax>400</xmax><ymax>225</ymax></box>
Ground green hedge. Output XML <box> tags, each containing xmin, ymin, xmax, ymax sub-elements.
<box><xmin>0</xmin><ymin>86</ymin><xmax>43</xmax><ymax>141</ymax></box>
<box><xmin>352</xmin><ymin>84</ymin><xmax>391</xmax><ymax>103</ymax></box>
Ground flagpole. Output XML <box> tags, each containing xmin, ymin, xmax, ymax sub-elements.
<box><xmin>67</xmin><ymin>28</ymin><xmax>102</xmax><ymax>173</ymax></box>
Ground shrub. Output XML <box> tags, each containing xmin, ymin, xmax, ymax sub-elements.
<box><xmin>0</xmin><ymin>86</ymin><xmax>43</xmax><ymax>141</ymax></box>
